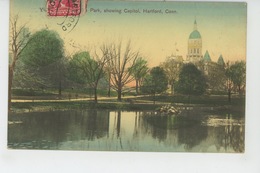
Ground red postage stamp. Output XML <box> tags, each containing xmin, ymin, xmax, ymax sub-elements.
<box><xmin>47</xmin><ymin>0</ymin><xmax>82</xmax><ymax>16</ymax></box>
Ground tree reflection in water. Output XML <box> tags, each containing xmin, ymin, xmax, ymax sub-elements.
<box><xmin>141</xmin><ymin>111</ymin><xmax>208</xmax><ymax>151</ymax></box>
<box><xmin>177</xmin><ymin>115</ymin><xmax>208</xmax><ymax>151</ymax></box>
<box><xmin>84</xmin><ymin>110</ymin><xmax>109</xmax><ymax>141</ymax></box>
<box><xmin>141</xmin><ymin>113</ymin><xmax>168</xmax><ymax>142</ymax></box>
<box><xmin>8</xmin><ymin>110</ymin><xmax>244</xmax><ymax>152</ymax></box>
<box><xmin>210</xmin><ymin>114</ymin><xmax>245</xmax><ymax>152</ymax></box>
<box><xmin>8</xmin><ymin>111</ymin><xmax>72</xmax><ymax>149</ymax></box>
<box><xmin>8</xmin><ymin>110</ymin><xmax>110</xmax><ymax>149</ymax></box>
<box><xmin>116</xmin><ymin>111</ymin><xmax>121</xmax><ymax>138</ymax></box>
<box><xmin>140</xmin><ymin>111</ymin><xmax>244</xmax><ymax>152</ymax></box>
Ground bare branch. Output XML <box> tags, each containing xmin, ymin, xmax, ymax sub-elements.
<box><xmin>101</xmin><ymin>41</ymin><xmax>140</xmax><ymax>100</ymax></box>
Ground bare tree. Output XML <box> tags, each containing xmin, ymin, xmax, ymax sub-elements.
<box><xmin>9</xmin><ymin>15</ymin><xmax>30</xmax><ymax>110</ymax></box>
<box><xmin>160</xmin><ymin>57</ymin><xmax>183</xmax><ymax>95</ymax></box>
<box><xmin>103</xmin><ymin>64</ymin><xmax>112</xmax><ymax>97</ymax></box>
<box><xmin>129</xmin><ymin>57</ymin><xmax>149</xmax><ymax>95</ymax></box>
<box><xmin>105</xmin><ymin>41</ymin><xmax>139</xmax><ymax>101</ymax></box>
<box><xmin>91</xmin><ymin>46</ymin><xmax>111</xmax><ymax>103</ymax></box>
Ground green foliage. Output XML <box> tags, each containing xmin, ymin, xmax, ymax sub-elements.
<box><xmin>141</xmin><ymin>66</ymin><xmax>168</xmax><ymax>94</ymax></box>
<box><xmin>68</xmin><ymin>51</ymin><xmax>107</xmax><ymax>102</ymax></box>
<box><xmin>137</xmin><ymin>95</ymin><xmax>245</xmax><ymax>108</ymax></box>
<box><xmin>11</xmin><ymin>88</ymin><xmax>55</xmax><ymax>96</ymax></box>
<box><xmin>12</xmin><ymin>60</ymin><xmax>43</xmax><ymax>88</ymax></box>
<box><xmin>21</xmin><ymin>29</ymin><xmax>64</xmax><ymax>67</ymax></box>
<box><xmin>68</xmin><ymin>51</ymin><xmax>105</xmax><ymax>86</ymax></box>
<box><xmin>227</xmin><ymin>61</ymin><xmax>246</xmax><ymax>92</ymax></box>
<box><xmin>175</xmin><ymin>63</ymin><xmax>207</xmax><ymax>96</ymax></box>
<box><xmin>129</xmin><ymin>57</ymin><xmax>149</xmax><ymax>81</ymax></box>
<box><xmin>68</xmin><ymin>51</ymin><xmax>91</xmax><ymax>84</ymax></box>
<box><xmin>18</xmin><ymin>29</ymin><xmax>66</xmax><ymax>90</ymax></box>
<box><xmin>206</xmin><ymin>62</ymin><xmax>226</xmax><ymax>91</ymax></box>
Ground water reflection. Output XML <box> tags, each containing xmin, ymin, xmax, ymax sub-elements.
<box><xmin>205</xmin><ymin>115</ymin><xmax>245</xmax><ymax>153</ymax></box>
<box><xmin>141</xmin><ymin>113</ymin><xmax>168</xmax><ymax>141</ymax></box>
<box><xmin>8</xmin><ymin>110</ymin><xmax>244</xmax><ymax>152</ymax></box>
<box><xmin>139</xmin><ymin>112</ymin><xmax>208</xmax><ymax>151</ymax></box>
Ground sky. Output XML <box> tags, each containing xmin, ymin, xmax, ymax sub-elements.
<box><xmin>10</xmin><ymin>0</ymin><xmax>247</xmax><ymax>67</ymax></box>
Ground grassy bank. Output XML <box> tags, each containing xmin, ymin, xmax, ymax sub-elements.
<box><xmin>10</xmin><ymin>94</ymin><xmax>245</xmax><ymax>116</ymax></box>
<box><xmin>138</xmin><ymin>94</ymin><xmax>245</xmax><ymax>106</ymax></box>
<box><xmin>11</xmin><ymin>101</ymin><xmax>161</xmax><ymax>112</ymax></box>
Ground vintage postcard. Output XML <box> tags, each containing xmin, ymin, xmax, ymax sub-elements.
<box><xmin>8</xmin><ymin>0</ymin><xmax>246</xmax><ymax>153</ymax></box>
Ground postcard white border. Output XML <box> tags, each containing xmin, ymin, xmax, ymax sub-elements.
<box><xmin>1</xmin><ymin>0</ymin><xmax>260</xmax><ymax>173</ymax></box>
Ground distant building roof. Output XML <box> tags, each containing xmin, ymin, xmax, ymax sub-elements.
<box><xmin>189</xmin><ymin>20</ymin><xmax>201</xmax><ymax>39</ymax></box>
<box><xmin>189</xmin><ymin>30</ymin><xmax>201</xmax><ymax>39</ymax></box>
<box><xmin>217</xmin><ymin>54</ymin><xmax>225</xmax><ymax>66</ymax></box>
<box><xmin>203</xmin><ymin>50</ymin><xmax>211</xmax><ymax>62</ymax></box>
<box><xmin>166</xmin><ymin>55</ymin><xmax>183</xmax><ymax>62</ymax></box>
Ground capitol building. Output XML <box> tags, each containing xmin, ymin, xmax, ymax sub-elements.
<box><xmin>188</xmin><ymin>20</ymin><xmax>225</xmax><ymax>67</ymax></box>
<box><xmin>168</xmin><ymin>20</ymin><xmax>225</xmax><ymax>73</ymax></box>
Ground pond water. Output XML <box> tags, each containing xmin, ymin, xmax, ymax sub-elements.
<box><xmin>8</xmin><ymin>110</ymin><xmax>245</xmax><ymax>152</ymax></box>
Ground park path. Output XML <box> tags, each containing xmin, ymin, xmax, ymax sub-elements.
<box><xmin>11</xmin><ymin>95</ymin><xmax>148</xmax><ymax>103</ymax></box>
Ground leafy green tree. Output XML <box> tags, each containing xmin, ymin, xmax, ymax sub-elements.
<box><xmin>229</xmin><ymin>61</ymin><xmax>246</xmax><ymax>93</ymax></box>
<box><xmin>68</xmin><ymin>51</ymin><xmax>108</xmax><ymax>103</ymax></box>
<box><xmin>225</xmin><ymin>61</ymin><xmax>246</xmax><ymax>102</ymax></box>
<box><xmin>68</xmin><ymin>52</ymin><xmax>89</xmax><ymax>85</ymax></box>
<box><xmin>141</xmin><ymin>66</ymin><xmax>168</xmax><ymax>95</ymax></box>
<box><xmin>20</xmin><ymin>29</ymin><xmax>65</xmax><ymax>96</ymax></box>
<box><xmin>175</xmin><ymin>63</ymin><xmax>207</xmax><ymax>96</ymax></box>
<box><xmin>21</xmin><ymin>29</ymin><xmax>64</xmax><ymax>67</ymax></box>
<box><xmin>12</xmin><ymin>60</ymin><xmax>46</xmax><ymax>89</ymax></box>
<box><xmin>129</xmin><ymin>57</ymin><xmax>149</xmax><ymax>95</ymax></box>
<box><xmin>206</xmin><ymin>62</ymin><xmax>226</xmax><ymax>92</ymax></box>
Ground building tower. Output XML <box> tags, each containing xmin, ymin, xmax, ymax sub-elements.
<box><xmin>203</xmin><ymin>50</ymin><xmax>211</xmax><ymax>75</ymax></box>
<box><xmin>217</xmin><ymin>54</ymin><xmax>225</xmax><ymax>67</ymax></box>
<box><xmin>187</xmin><ymin>20</ymin><xmax>203</xmax><ymax>63</ymax></box>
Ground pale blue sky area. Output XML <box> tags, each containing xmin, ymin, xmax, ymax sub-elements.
<box><xmin>11</xmin><ymin>0</ymin><xmax>247</xmax><ymax>66</ymax></box>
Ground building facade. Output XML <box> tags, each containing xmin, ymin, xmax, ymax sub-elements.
<box><xmin>186</xmin><ymin>20</ymin><xmax>203</xmax><ymax>63</ymax></box>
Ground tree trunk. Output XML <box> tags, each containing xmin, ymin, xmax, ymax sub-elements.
<box><xmin>117</xmin><ymin>87</ymin><xmax>122</xmax><ymax>101</ymax></box>
<box><xmin>238</xmin><ymin>85</ymin><xmax>242</xmax><ymax>96</ymax></box>
<box><xmin>136</xmin><ymin>79</ymin><xmax>139</xmax><ymax>95</ymax></box>
<box><xmin>108</xmin><ymin>73</ymin><xmax>111</xmax><ymax>97</ymax></box>
<box><xmin>58</xmin><ymin>80</ymin><xmax>62</xmax><ymax>99</ymax></box>
<box><xmin>228</xmin><ymin>90</ymin><xmax>231</xmax><ymax>102</ymax></box>
<box><xmin>171</xmin><ymin>83</ymin><xmax>174</xmax><ymax>95</ymax></box>
<box><xmin>108</xmin><ymin>85</ymin><xmax>111</xmax><ymax>97</ymax></box>
<box><xmin>8</xmin><ymin>56</ymin><xmax>18</xmax><ymax>111</ymax></box>
<box><xmin>94</xmin><ymin>86</ymin><xmax>98</xmax><ymax>103</ymax></box>
<box><xmin>153</xmin><ymin>92</ymin><xmax>156</xmax><ymax>105</ymax></box>
<box><xmin>116</xmin><ymin>111</ymin><xmax>121</xmax><ymax>138</ymax></box>
<box><xmin>8</xmin><ymin>66</ymin><xmax>14</xmax><ymax>111</ymax></box>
